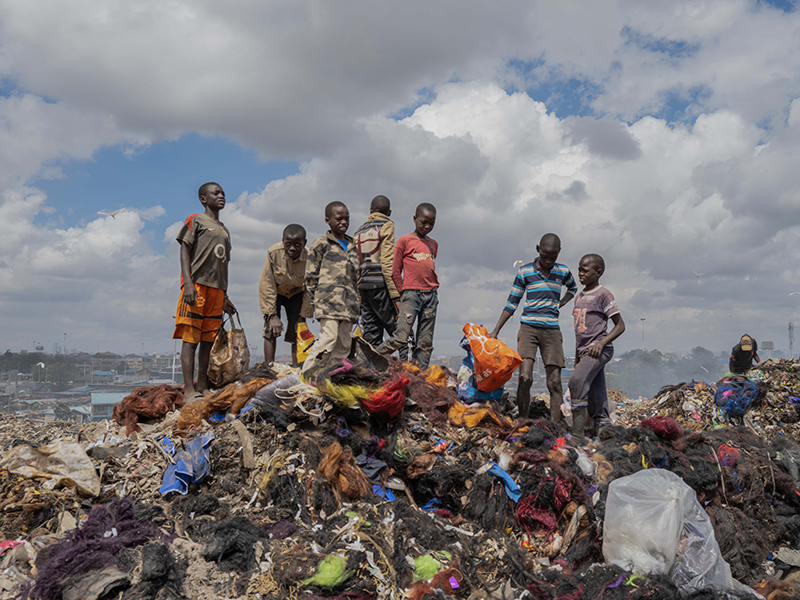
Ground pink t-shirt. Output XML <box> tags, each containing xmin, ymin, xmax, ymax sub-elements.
<box><xmin>572</xmin><ymin>286</ymin><xmax>620</xmax><ymax>353</ymax></box>
<box><xmin>392</xmin><ymin>233</ymin><xmax>439</xmax><ymax>292</ymax></box>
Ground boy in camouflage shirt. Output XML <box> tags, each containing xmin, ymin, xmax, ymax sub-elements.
<box><xmin>302</xmin><ymin>201</ymin><xmax>360</xmax><ymax>373</ymax></box>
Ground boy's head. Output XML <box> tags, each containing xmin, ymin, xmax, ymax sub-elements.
<box><xmin>536</xmin><ymin>233</ymin><xmax>561</xmax><ymax>270</ymax></box>
<box><xmin>413</xmin><ymin>203</ymin><xmax>436</xmax><ymax>237</ymax></box>
<box><xmin>325</xmin><ymin>201</ymin><xmax>350</xmax><ymax>237</ymax></box>
<box><xmin>578</xmin><ymin>254</ymin><xmax>605</xmax><ymax>288</ymax></box>
<box><xmin>370</xmin><ymin>195</ymin><xmax>391</xmax><ymax>216</ymax></box>
<box><xmin>282</xmin><ymin>224</ymin><xmax>307</xmax><ymax>259</ymax></box>
<box><xmin>199</xmin><ymin>182</ymin><xmax>225</xmax><ymax>211</ymax></box>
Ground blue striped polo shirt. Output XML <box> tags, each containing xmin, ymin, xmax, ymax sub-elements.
<box><xmin>503</xmin><ymin>260</ymin><xmax>577</xmax><ymax>329</ymax></box>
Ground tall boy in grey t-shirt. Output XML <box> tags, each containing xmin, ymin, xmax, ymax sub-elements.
<box><xmin>568</xmin><ymin>254</ymin><xmax>626</xmax><ymax>444</ymax></box>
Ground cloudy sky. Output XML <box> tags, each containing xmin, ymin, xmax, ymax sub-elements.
<box><xmin>1</xmin><ymin>0</ymin><xmax>799</xmax><ymax>360</ymax></box>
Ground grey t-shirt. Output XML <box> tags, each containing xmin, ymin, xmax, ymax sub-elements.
<box><xmin>572</xmin><ymin>285</ymin><xmax>620</xmax><ymax>354</ymax></box>
<box><xmin>176</xmin><ymin>213</ymin><xmax>231</xmax><ymax>290</ymax></box>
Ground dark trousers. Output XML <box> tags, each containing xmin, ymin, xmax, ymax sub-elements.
<box><xmin>377</xmin><ymin>289</ymin><xmax>436</xmax><ymax>367</ymax></box>
<box><xmin>360</xmin><ymin>287</ymin><xmax>397</xmax><ymax>347</ymax></box>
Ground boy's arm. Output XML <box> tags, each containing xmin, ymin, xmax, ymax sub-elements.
<box><xmin>179</xmin><ymin>242</ymin><xmax>196</xmax><ymax>305</ymax></box>
<box><xmin>299</xmin><ymin>290</ymin><xmax>313</xmax><ymax>320</ymax></box>
<box><xmin>728</xmin><ymin>351</ymin><xmax>736</xmax><ymax>373</ymax></box>
<box><xmin>489</xmin><ymin>271</ymin><xmax>524</xmax><ymax>338</ymax></box>
<box><xmin>380</xmin><ymin>221</ymin><xmax>400</xmax><ymax>301</ymax></box>
<box><xmin>258</xmin><ymin>254</ymin><xmax>277</xmax><ymax>316</ymax></box>
<box><xmin>258</xmin><ymin>253</ymin><xmax>282</xmax><ymax>336</ymax></box>
<box><xmin>586</xmin><ymin>313</ymin><xmax>626</xmax><ymax>358</ymax></box>
<box><xmin>390</xmin><ymin>237</ymin><xmax>406</xmax><ymax>300</ymax></box>
<box><xmin>559</xmin><ymin>269</ymin><xmax>578</xmax><ymax>308</ymax></box>
<box><xmin>305</xmin><ymin>240</ymin><xmax>324</xmax><ymax>311</ymax></box>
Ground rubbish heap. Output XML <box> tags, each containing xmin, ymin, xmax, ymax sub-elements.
<box><xmin>1</xmin><ymin>342</ymin><xmax>800</xmax><ymax>600</ymax></box>
<box><xmin>616</xmin><ymin>358</ymin><xmax>800</xmax><ymax>442</ymax></box>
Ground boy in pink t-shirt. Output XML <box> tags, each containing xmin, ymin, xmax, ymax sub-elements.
<box><xmin>377</xmin><ymin>203</ymin><xmax>438</xmax><ymax>367</ymax></box>
<box><xmin>568</xmin><ymin>254</ymin><xmax>626</xmax><ymax>444</ymax></box>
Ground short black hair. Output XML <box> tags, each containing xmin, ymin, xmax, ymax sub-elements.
<box><xmin>370</xmin><ymin>195</ymin><xmax>391</xmax><ymax>215</ymax></box>
<box><xmin>325</xmin><ymin>201</ymin><xmax>348</xmax><ymax>218</ymax></box>
<box><xmin>581</xmin><ymin>253</ymin><xmax>605</xmax><ymax>271</ymax></box>
<box><xmin>283</xmin><ymin>224</ymin><xmax>306</xmax><ymax>239</ymax></box>
<box><xmin>539</xmin><ymin>233</ymin><xmax>561</xmax><ymax>249</ymax></box>
<box><xmin>415</xmin><ymin>202</ymin><xmax>436</xmax><ymax>216</ymax></box>
<box><xmin>198</xmin><ymin>182</ymin><xmax>220</xmax><ymax>199</ymax></box>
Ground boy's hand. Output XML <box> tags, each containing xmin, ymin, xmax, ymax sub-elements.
<box><xmin>223</xmin><ymin>297</ymin><xmax>237</xmax><ymax>314</ymax></box>
<box><xmin>587</xmin><ymin>343</ymin><xmax>604</xmax><ymax>358</ymax></box>
<box><xmin>268</xmin><ymin>315</ymin><xmax>284</xmax><ymax>338</ymax></box>
<box><xmin>183</xmin><ymin>284</ymin><xmax>197</xmax><ymax>305</ymax></box>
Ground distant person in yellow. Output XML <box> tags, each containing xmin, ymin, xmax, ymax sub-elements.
<box><xmin>173</xmin><ymin>182</ymin><xmax>237</xmax><ymax>399</ymax></box>
<box><xmin>729</xmin><ymin>334</ymin><xmax>760</xmax><ymax>374</ymax></box>
<box><xmin>259</xmin><ymin>224</ymin><xmax>312</xmax><ymax>366</ymax></box>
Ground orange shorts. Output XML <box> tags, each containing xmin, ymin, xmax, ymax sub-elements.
<box><xmin>173</xmin><ymin>283</ymin><xmax>225</xmax><ymax>344</ymax></box>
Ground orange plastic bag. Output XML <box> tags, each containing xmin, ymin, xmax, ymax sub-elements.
<box><xmin>462</xmin><ymin>323</ymin><xmax>522</xmax><ymax>392</ymax></box>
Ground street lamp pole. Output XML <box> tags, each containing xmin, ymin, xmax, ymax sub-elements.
<box><xmin>640</xmin><ymin>318</ymin><xmax>646</xmax><ymax>344</ymax></box>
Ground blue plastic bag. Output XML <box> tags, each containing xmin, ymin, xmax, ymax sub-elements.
<box><xmin>159</xmin><ymin>431</ymin><xmax>215</xmax><ymax>496</ymax></box>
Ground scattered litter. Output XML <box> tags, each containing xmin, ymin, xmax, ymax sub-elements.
<box><xmin>2</xmin><ymin>356</ymin><xmax>800</xmax><ymax>600</ymax></box>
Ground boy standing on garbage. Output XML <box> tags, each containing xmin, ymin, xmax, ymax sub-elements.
<box><xmin>173</xmin><ymin>182</ymin><xmax>237</xmax><ymax>399</ymax></box>
<box><xmin>302</xmin><ymin>202</ymin><xmax>360</xmax><ymax>373</ymax></box>
<box><xmin>259</xmin><ymin>224</ymin><xmax>313</xmax><ymax>367</ymax></box>
<box><xmin>489</xmin><ymin>233</ymin><xmax>576</xmax><ymax>420</ymax></box>
<box><xmin>353</xmin><ymin>195</ymin><xmax>402</xmax><ymax>349</ymax></box>
<box><xmin>568</xmin><ymin>254</ymin><xmax>625</xmax><ymax>444</ymax></box>
<box><xmin>377</xmin><ymin>203</ymin><xmax>439</xmax><ymax>368</ymax></box>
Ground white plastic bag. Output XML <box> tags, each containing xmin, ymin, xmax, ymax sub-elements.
<box><xmin>603</xmin><ymin>469</ymin><xmax>760</xmax><ymax>597</ymax></box>
<box><xmin>0</xmin><ymin>441</ymin><xmax>101</xmax><ymax>496</ymax></box>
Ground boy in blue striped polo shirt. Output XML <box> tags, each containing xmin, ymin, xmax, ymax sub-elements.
<box><xmin>489</xmin><ymin>233</ymin><xmax>577</xmax><ymax>420</ymax></box>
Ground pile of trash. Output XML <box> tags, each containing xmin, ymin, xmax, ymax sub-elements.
<box><xmin>2</xmin><ymin>339</ymin><xmax>800</xmax><ymax>600</ymax></box>
<box><xmin>618</xmin><ymin>358</ymin><xmax>800</xmax><ymax>443</ymax></box>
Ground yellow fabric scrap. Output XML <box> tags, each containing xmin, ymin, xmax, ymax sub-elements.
<box><xmin>317</xmin><ymin>381</ymin><xmax>371</xmax><ymax>407</ymax></box>
<box><xmin>448</xmin><ymin>401</ymin><xmax>515</xmax><ymax>429</ymax></box>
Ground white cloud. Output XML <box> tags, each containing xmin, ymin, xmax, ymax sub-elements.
<box><xmin>1</xmin><ymin>1</ymin><xmax>800</xmax><ymax>357</ymax></box>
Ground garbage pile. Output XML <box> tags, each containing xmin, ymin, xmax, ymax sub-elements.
<box><xmin>2</xmin><ymin>344</ymin><xmax>800</xmax><ymax>600</ymax></box>
<box><xmin>616</xmin><ymin>358</ymin><xmax>800</xmax><ymax>443</ymax></box>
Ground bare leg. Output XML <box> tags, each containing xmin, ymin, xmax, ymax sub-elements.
<box><xmin>290</xmin><ymin>341</ymin><xmax>298</xmax><ymax>368</ymax></box>
<box><xmin>180</xmin><ymin>341</ymin><xmax>198</xmax><ymax>397</ymax></box>
<box><xmin>517</xmin><ymin>358</ymin><xmax>534</xmax><ymax>418</ymax></box>
<box><xmin>196</xmin><ymin>340</ymin><xmax>214</xmax><ymax>393</ymax></box>
<box><xmin>264</xmin><ymin>336</ymin><xmax>276</xmax><ymax>365</ymax></box>
<box><xmin>545</xmin><ymin>365</ymin><xmax>563</xmax><ymax>422</ymax></box>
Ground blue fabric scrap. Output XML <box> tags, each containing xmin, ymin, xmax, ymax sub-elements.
<box><xmin>159</xmin><ymin>431</ymin><xmax>215</xmax><ymax>496</ymax></box>
<box><xmin>478</xmin><ymin>461</ymin><xmax>522</xmax><ymax>503</ymax></box>
<box><xmin>372</xmin><ymin>485</ymin><xmax>396</xmax><ymax>501</ymax></box>
<box><xmin>714</xmin><ymin>381</ymin><xmax>760</xmax><ymax>417</ymax></box>
<box><xmin>421</xmin><ymin>498</ymin><xmax>442</xmax><ymax>511</ymax></box>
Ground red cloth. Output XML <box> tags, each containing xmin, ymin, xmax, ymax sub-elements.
<box><xmin>362</xmin><ymin>376</ymin><xmax>410</xmax><ymax>418</ymax></box>
<box><xmin>640</xmin><ymin>416</ymin><xmax>683</xmax><ymax>440</ymax></box>
<box><xmin>391</xmin><ymin>233</ymin><xmax>438</xmax><ymax>292</ymax></box>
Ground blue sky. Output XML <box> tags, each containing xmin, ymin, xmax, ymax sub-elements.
<box><xmin>1</xmin><ymin>0</ymin><xmax>800</xmax><ymax>362</ymax></box>
<box><xmin>34</xmin><ymin>135</ymin><xmax>299</xmax><ymax>245</ymax></box>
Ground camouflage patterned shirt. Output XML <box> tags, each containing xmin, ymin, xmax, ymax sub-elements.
<box><xmin>305</xmin><ymin>231</ymin><xmax>360</xmax><ymax>322</ymax></box>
